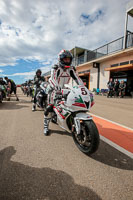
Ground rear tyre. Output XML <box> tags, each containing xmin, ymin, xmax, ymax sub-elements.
<box><xmin>72</xmin><ymin>120</ymin><xmax>100</xmax><ymax>155</ymax></box>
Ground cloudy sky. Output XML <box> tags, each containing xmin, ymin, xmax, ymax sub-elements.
<box><xmin>0</xmin><ymin>0</ymin><xmax>132</xmax><ymax>83</ymax></box>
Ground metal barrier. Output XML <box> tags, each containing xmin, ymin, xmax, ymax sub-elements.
<box><xmin>91</xmin><ymin>37</ymin><xmax>124</xmax><ymax>61</ymax></box>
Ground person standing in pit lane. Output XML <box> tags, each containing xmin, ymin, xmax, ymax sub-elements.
<box><xmin>4</xmin><ymin>77</ymin><xmax>19</xmax><ymax>101</ymax></box>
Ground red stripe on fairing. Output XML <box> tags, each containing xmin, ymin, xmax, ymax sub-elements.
<box><xmin>60</xmin><ymin>101</ymin><xmax>64</xmax><ymax>104</ymax></box>
<box><xmin>91</xmin><ymin>101</ymin><xmax>95</xmax><ymax>107</ymax></box>
<box><xmin>72</xmin><ymin>103</ymin><xmax>86</xmax><ymax>108</ymax></box>
<box><xmin>53</xmin><ymin>106</ymin><xmax>65</xmax><ymax>119</ymax></box>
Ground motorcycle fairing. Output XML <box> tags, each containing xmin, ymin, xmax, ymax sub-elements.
<box><xmin>53</xmin><ymin>105</ymin><xmax>71</xmax><ymax>132</ymax></box>
<box><xmin>75</xmin><ymin>112</ymin><xmax>92</xmax><ymax>120</ymax></box>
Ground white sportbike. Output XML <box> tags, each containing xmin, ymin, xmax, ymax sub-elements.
<box><xmin>51</xmin><ymin>84</ymin><xmax>100</xmax><ymax>155</ymax></box>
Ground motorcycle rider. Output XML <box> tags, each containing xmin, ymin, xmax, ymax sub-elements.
<box><xmin>32</xmin><ymin>69</ymin><xmax>45</xmax><ymax>111</ymax></box>
<box><xmin>0</xmin><ymin>77</ymin><xmax>7</xmax><ymax>102</ymax></box>
<box><xmin>44</xmin><ymin>49</ymin><xmax>84</xmax><ymax>136</ymax></box>
<box><xmin>0</xmin><ymin>77</ymin><xmax>6</xmax><ymax>86</ymax></box>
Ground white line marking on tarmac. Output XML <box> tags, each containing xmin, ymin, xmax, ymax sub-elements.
<box><xmin>91</xmin><ymin>113</ymin><xmax>133</xmax><ymax>132</ymax></box>
<box><xmin>100</xmin><ymin>135</ymin><xmax>133</xmax><ymax>159</ymax></box>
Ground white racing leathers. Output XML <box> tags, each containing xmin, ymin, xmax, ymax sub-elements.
<box><xmin>48</xmin><ymin>64</ymin><xmax>84</xmax><ymax>104</ymax></box>
<box><xmin>44</xmin><ymin>64</ymin><xmax>84</xmax><ymax>135</ymax></box>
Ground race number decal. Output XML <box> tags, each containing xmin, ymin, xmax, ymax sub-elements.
<box><xmin>81</xmin><ymin>88</ymin><xmax>87</xmax><ymax>95</ymax></box>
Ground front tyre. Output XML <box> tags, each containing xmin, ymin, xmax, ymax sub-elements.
<box><xmin>72</xmin><ymin>120</ymin><xmax>100</xmax><ymax>155</ymax></box>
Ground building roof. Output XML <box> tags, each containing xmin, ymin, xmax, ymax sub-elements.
<box><xmin>70</xmin><ymin>46</ymin><xmax>89</xmax><ymax>56</ymax></box>
<box><xmin>76</xmin><ymin>46</ymin><xmax>133</xmax><ymax>68</ymax></box>
<box><xmin>127</xmin><ymin>1</ymin><xmax>133</xmax><ymax>17</ymax></box>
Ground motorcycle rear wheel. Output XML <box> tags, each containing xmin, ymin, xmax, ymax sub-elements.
<box><xmin>72</xmin><ymin>120</ymin><xmax>100</xmax><ymax>155</ymax></box>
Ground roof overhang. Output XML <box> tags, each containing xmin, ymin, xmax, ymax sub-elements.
<box><xmin>104</xmin><ymin>63</ymin><xmax>133</xmax><ymax>72</ymax></box>
<box><xmin>70</xmin><ymin>47</ymin><xmax>88</xmax><ymax>56</ymax></box>
<box><xmin>127</xmin><ymin>1</ymin><xmax>133</xmax><ymax>17</ymax></box>
<box><xmin>128</xmin><ymin>8</ymin><xmax>133</xmax><ymax>17</ymax></box>
<box><xmin>76</xmin><ymin>47</ymin><xmax>133</xmax><ymax>68</ymax></box>
<box><xmin>78</xmin><ymin>72</ymin><xmax>90</xmax><ymax>76</ymax></box>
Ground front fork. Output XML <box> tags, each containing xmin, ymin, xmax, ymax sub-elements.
<box><xmin>74</xmin><ymin>117</ymin><xmax>81</xmax><ymax>135</ymax></box>
<box><xmin>73</xmin><ymin>113</ymin><xmax>92</xmax><ymax>135</ymax></box>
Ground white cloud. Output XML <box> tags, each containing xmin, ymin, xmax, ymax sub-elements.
<box><xmin>7</xmin><ymin>71</ymin><xmax>35</xmax><ymax>76</ymax></box>
<box><xmin>0</xmin><ymin>69</ymin><xmax>3</xmax><ymax>73</ymax></box>
<box><xmin>0</xmin><ymin>0</ymin><xmax>131</xmax><ymax>68</ymax></box>
<box><xmin>4</xmin><ymin>65</ymin><xmax>52</xmax><ymax>81</ymax></box>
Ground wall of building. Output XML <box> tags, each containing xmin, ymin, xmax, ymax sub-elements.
<box><xmin>100</xmin><ymin>63</ymin><xmax>110</xmax><ymax>89</ymax></box>
<box><xmin>104</xmin><ymin>54</ymin><xmax>133</xmax><ymax>66</ymax></box>
<box><xmin>76</xmin><ymin>51</ymin><xmax>133</xmax><ymax>91</ymax></box>
<box><xmin>99</xmin><ymin>53</ymin><xmax>133</xmax><ymax>89</ymax></box>
<box><xmin>90</xmin><ymin>67</ymin><xmax>97</xmax><ymax>90</ymax></box>
<box><xmin>76</xmin><ymin>64</ymin><xmax>91</xmax><ymax>72</ymax></box>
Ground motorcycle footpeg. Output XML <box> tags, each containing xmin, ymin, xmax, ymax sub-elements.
<box><xmin>51</xmin><ymin>118</ymin><xmax>57</xmax><ymax>124</ymax></box>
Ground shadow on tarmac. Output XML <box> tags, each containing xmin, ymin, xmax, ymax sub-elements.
<box><xmin>50</xmin><ymin>129</ymin><xmax>71</xmax><ymax>136</ymax></box>
<box><xmin>50</xmin><ymin>127</ymin><xmax>133</xmax><ymax>170</ymax></box>
<box><xmin>0</xmin><ymin>101</ymin><xmax>29</xmax><ymax>110</ymax></box>
<box><xmin>19</xmin><ymin>99</ymin><xmax>33</xmax><ymax>104</ymax></box>
<box><xmin>0</xmin><ymin>146</ymin><xmax>101</xmax><ymax>200</ymax></box>
<box><xmin>91</xmin><ymin>140</ymin><xmax>133</xmax><ymax>170</ymax></box>
<box><xmin>90</xmin><ymin>123</ymin><xmax>133</xmax><ymax>170</ymax></box>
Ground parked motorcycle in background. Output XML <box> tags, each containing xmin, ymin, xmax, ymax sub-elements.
<box><xmin>0</xmin><ymin>85</ymin><xmax>3</xmax><ymax>103</ymax></box>
<box><xmin>0</xmin><ymin>84</ymin><xmax>7</xmax><ymax>103</ymax></box>
<box><xmin>35</xmin><ymin>82</ymin><xmax>48</xmax><ymax>109</ymax></box>
<box><xmin>49</xmin><ymin>84</ymin><xmax>100</xmax><ymax>155</ymax></box>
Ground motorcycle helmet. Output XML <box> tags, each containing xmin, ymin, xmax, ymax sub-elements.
<box><xmin>58</xmin><ymin>50</ymin><xmax>73</xmax><ymax>68</ymax></box>
<box><xmin>36</xmin><ymin>69</ymin><xmax>42</xmax><ymax>77</ymax></box>
<box><xmin>4</xmin><ymin>77</ymin><xmax>8</xmax><ymax>80</ymax></box>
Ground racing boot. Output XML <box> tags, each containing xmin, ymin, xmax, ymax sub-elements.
<box><xmin>32</xmin><ymin>103</ymin><xmax>36</xmax><ymax>111</ymax></box>
<box><xmin>44</xmin><ymin>116</ymin><xmax>50</xmax><ymax>136</ymax></box>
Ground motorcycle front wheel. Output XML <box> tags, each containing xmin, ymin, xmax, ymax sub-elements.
<box><xmin>72</xmin><ymin>120</ymin><xmax>100</xmax><ymax>155</ymax></box>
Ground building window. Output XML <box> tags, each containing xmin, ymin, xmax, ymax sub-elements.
<box><xmin>78</xmin><ymin>70</ymin><xmax>90</xmax><ymax>74</ymax></box>
<box><xmin>120</xmin><ymin>61</ymin><xmax>129</xmax><ymax>66</ymax></box>
<box><xmin>111</xmin><ymin>63</ymin><xmax>119</xmax><ymax>67</ymax></box>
